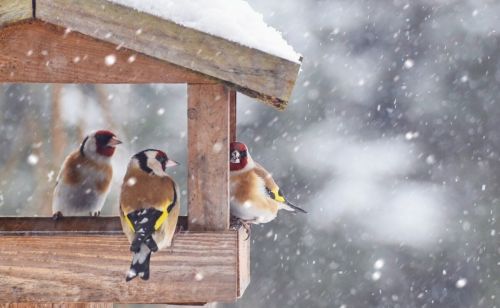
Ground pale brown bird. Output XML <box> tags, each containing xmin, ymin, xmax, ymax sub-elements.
<box><xmin>230</xmin><ymin>142</ymin><xmax>306</xmax><ymax>230</ymax></box>
<box><xmin>119</xmin><ymin>149</ymin><xmax>180</xmax><ymax>281</ymax></box>
<box><xmin>52</xmin><ymin>130</ymin><xmax>122</xmax><ymax>218</ymax></box>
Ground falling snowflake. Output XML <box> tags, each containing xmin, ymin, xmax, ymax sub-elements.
<box><xmin>374</xmin><ymin>259</ymin><xmax>384</xmax><ymax>270</ymax></box>
<box><xmin>212</xmin><ymin>142</ymin><xmax>223</xmax><ymax>153</ymax></box>
<box><xmin>47</xmin><ymin>170</ymin><xmax>55</xmax><ymax>182</ymax></box>
<box><xmin>404</xmin><ymin>59</ymin><xmax>414</xmax><ymax>68</ymax></box>
<box><xmin>127</xmin><ymin>177</ymin><xmax>137</xmax><ymax>187</ymax></box>
<box><xmin>105</xmin><ymin>54</ymin><xmax>117</xmax><ymax>66</ymax></box>
<box><xmin>456</xmin><ymin>278</ymin><xmax>467</xmax><ymax>288</ymax></box>
<box><xmin>27</xmin><ymin>154</ymin><xmax>39</xmax><ymax>166</ymax></box>
<box><xmin>127</xmin><ymin>55</ymin><xmax>137</xmax><ymax>63</ymax></box>
<box><xmin>426</xmin><ymin>155</ymin><xmax>436</xmax><ymax>164</ymax></box>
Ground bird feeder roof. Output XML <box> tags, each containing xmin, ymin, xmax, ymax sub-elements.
<box><xmin>0</xmin><ymin>0</ymin><xmax>302</xmax><ymax>109</ymax></box>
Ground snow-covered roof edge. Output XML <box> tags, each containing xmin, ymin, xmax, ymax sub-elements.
<box><xmin>108</xmin><ymin>0</ymin><xmax>302</xmax><ymax>63</ymax></box>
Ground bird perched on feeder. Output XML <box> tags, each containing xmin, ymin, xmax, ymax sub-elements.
<box><xmin>230</xmin><ymin>141</ymin><xmax>306</xmax><ymax>230</ymax></box>
<box><xmin>119</xmin><ymin>149</ymin><xmax>180</xmax><ymax>281</ymax></box>
<box><xmin>52</xmin><ymin>130</ymin><xmax>122</xmax><ymax>218</ymax></box>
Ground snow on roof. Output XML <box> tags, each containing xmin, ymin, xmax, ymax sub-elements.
<box><xmin>108</xmin><ymin>0</ymin><xmax>301</xmax><ymax>63</ymax></box>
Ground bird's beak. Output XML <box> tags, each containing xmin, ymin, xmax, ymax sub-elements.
<box><xmin>166</xmin><ymin>159</ymin><xmax>180</xmax><ymax>168</ymax></box>
<box><xmin>108</xmin><ymin>137</ymin><xmax>123</xmax><ymax>147</ymax></box>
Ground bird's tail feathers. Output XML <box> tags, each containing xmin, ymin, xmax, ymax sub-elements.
<box><xmin>127</xmin><ymin>207</ymin><xmax>163</xmax><ymax>253</ymax></box>
<box><xmin>281</xmin><ymin>200</ymin><xmax>307</xmax><ymax>213</ymax></box>
<box><xmin>126</xmin><ymin>243</ymin><xmax>152</xmax><ymax>282</ymax></box>
<box><xmin>125</xmin><ymin>208</ymin><xmax>164</xmax><ymax>282</ymax></box>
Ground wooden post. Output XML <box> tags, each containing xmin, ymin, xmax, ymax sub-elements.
<box><xmin>187</xmin><ymin>84</ymin><xmax>230</xmax><ymax>231</ymax></box>
<box><xmin>229</xmin><ymin>90</ymin><xmax>237</xmax><ymax>142</ymax></box>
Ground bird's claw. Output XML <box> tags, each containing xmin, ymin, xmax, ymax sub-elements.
<box><xmin>238</xmin><ymin>219</ymin><xmax>253</xmax><ymax>241</ymax></box>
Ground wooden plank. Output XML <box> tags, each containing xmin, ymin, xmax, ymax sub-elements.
<box><xmin>0</xmin><ymin>0</ymin><xmax>32</xmax><ymax>27</ymax></box>
<box><xmin>0</xmin><ymin>217</ymin><xmax>186</xmax><ymax>235</ymax></box>
<box><xmin>0</xmin><ymin>304</ymin><xmax>112</xmax><ymax>308</ymax></box>
<box><xmin>229</xmin><ymin>90</ymin><xmax>237</xmax><ymax>143</ymax></box>
<box><xmin>0</xmin><ymin>231</ymin><xmax>238</xmax><ymax>303</ymax></box>
<box><xmin>0</xmin><ymin>21</ymin><xmax>213</xmax><ymax>84</ymax></box>
<box><xmin>36</xmin><ymin>0</ymin><xmax>301</xmax><ymax>109</ymax></box>
<box><xmin>187</xmin><ymin>84</ymin><xmax>230</xmax><ymax>231</ymax></box>
<box><xmin>237</xmin><ymin>228</ymin><xmax>250</xmax><ymax>298</ymax></box>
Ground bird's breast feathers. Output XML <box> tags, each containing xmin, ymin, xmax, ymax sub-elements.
<box><xmin>60</xmin><ymin>151</ymin><xmax>113</xmax><ymax>192</ymax></box>
<box><xmin>230</xmin><ymin>170</ymin><xmax>278</xmax><ymax>223</ymax></box>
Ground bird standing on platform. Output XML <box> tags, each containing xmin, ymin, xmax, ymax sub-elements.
<box><xmin>119</xmin><ymin>149</ymin><xmax>180</xmax><ymax>281</ymax></box>
<box><xmin>52</xmin><ymin>130</ymin><xmax>122</xmax><ymax>218</ymax></box>
<box><xmin>230</xmin><ymin>142</ymin><xmax>306</xmax><ymax>231</ymax></box>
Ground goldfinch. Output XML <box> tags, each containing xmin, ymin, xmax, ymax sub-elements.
<box><xmin>119</xmin><ymin>149</ymin><xmax>180</xmax><ymax>281</ymax></box>
<box><xmin>52</xmin><ymin>130</ymin><xmax>122</xmax><ymax>218</ymax></box>
<box><xmin>230</xmin><ymin>142</ymin><xmax>306</xmax><ymax>228</ymax></box>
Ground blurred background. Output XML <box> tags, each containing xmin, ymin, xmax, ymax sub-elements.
<box><xmin>1</xmin><ymin>0</ymin><xmax>499</xmax><ymax>307</ymax></box>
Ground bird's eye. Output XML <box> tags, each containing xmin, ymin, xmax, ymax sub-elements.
<box><xmin>156</xmin><ymin>153</ymin><xmax>167</xmax><ymax>163</ymax></box>
<box><xmin>95</xmin><ymin>134</ymin><xmax>112</xmax><ymax>146</ymax></box>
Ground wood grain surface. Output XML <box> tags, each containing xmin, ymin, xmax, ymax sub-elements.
<box><xmin>237</xmin><ymin>228</ymin><xmax>250</xmax><ymax>298</ymax></box>
<box><xmin>0</xmin><ymin>217</ymin><xmax>186</xmax><ymax>235</ymax></box>
<box><xmin>0</xmin><ymin>21</ymin><xmax>213</xmax><ymax>84</ymax></box>
<box><xmin>0</xmin><ymin>232</ymin><xmax>238</xmax><ymax>303</ymax></box>
<box><xmin>229</xmin><ymin>90</ymin><xmax>237</xmax><ymax>143</ymax></box>
<box><xmin>187</xmin><ymin>84</ymin><xmax>230</xmax><ymax>231</ymax></box>
<box><xmin>35</xmin><ymin>0</ymin><xmax>301</xmax><ymax>109</ymax></box>
<box><xmin>0</xmin><ymin>0</ymin><xmax>32</xmax><ymax>27</ymax></box>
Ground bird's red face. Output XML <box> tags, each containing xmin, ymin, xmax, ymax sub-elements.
<box><xmin>230</xmin><ymin>142</ymin><xmax>249</xmax><ymax>171</ymax></box>
<box><xmin>154</xmin><ymin>150</ymin><xmax>179</xmax><ymax>171</ymax></box>
<box><xmin>94</xmin><ymin>130</ymin><xmax>122</xmax><ymax>157</ymax></box>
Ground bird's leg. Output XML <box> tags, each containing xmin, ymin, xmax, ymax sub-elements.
<box><xmin>52</xmin><ymin>211</ymin><xmax>63</xmax><ymax>221</ymax></box>
<box><xmin>238</xmin><ymin>219</ymin><xmax>257</xmax><ymax>241</ymax></box>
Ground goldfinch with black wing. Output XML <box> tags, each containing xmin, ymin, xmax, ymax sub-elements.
<box><xmin>230</xmin><ymin>141</ymin><xmax>306</xmax><ymax>227</ymax></box>
<box><xmin>119</xmin><ymin>149</ymin><xmax>180</xmax><ymax>282</ymax></box>
<box><xmin>52</xmin><ymin>130</ymin><xmax>122</xmax><ymax>218</ymax></box>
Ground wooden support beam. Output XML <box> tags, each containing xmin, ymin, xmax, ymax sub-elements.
<box><xmin>0</xmin><ymin>217</ymin><xmax>249</xmax><ymax>304</ymax></box>
<box><xmin>0</xmin><ymin>0</ymin><xmax>32</xmax><ymax>27</ymax></box>
<box><xmin>36</xmin><ymin>0</ymin><xmax>301</xmax><ymax>109</ymax></box>
<box><xmin>229</xmin><ymin>90</ymin><xmax>237</xmax><ymax>143</ymax></box>
<box><xmin>187</xmin><ymin>84</ymin><xmax>230</xmax><ymax>231</ymax></box>
<box><xmin>0</xmin><ymin>21</ymin><xmax>214</xmax><ymax>84</ymax></box>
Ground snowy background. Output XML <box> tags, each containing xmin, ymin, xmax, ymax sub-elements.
<box><xmin>1</xmin><ymin>0</ymin><xmax>499</xmax><ymax>307</ymax></box>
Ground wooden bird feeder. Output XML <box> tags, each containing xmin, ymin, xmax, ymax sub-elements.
<box><xmin>0</xmin><ymin>0</ymin><xmax>301</xmax><ymax>306</ymax></box>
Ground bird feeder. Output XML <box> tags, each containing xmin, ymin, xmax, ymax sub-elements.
<box><xmin>0</xmin><ymin>0</ymin><xmax>301</xmax><ymax>306</ymax></box>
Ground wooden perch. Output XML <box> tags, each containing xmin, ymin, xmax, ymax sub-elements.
<box><xmin>0</xmin><ymin>217</ymin><xmax>250</xmax><ymax>304</ymax></box>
